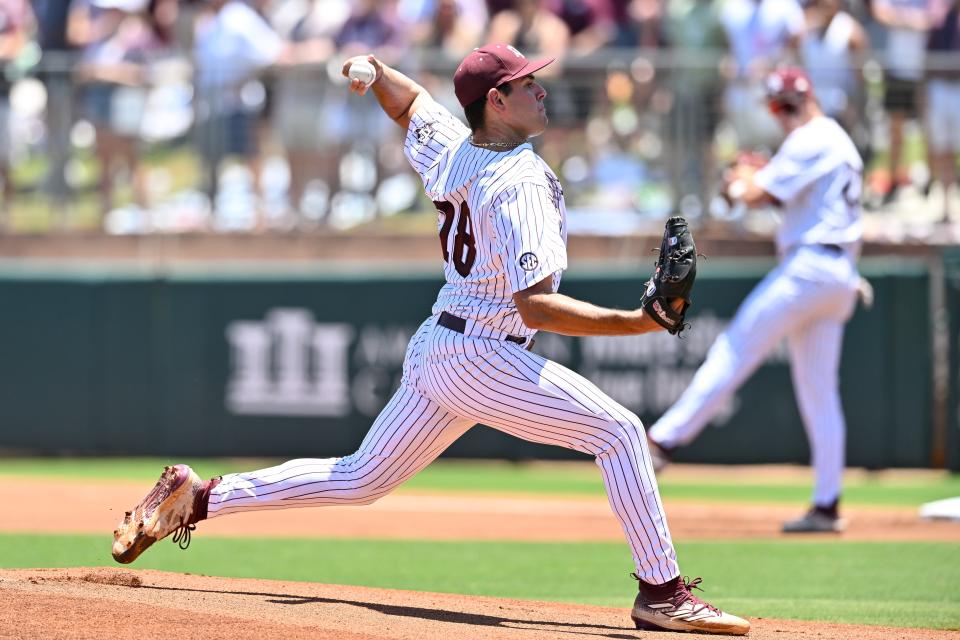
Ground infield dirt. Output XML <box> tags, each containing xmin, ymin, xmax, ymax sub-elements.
<box><xmin>4</xmin><ymin>470</ymin><xmax>958</xmax><ymax>639</ymax></box>
<box><xmin>2</xmin><ymin>567</ymin><xmax>955</xmax><ymax>640</ymax></box>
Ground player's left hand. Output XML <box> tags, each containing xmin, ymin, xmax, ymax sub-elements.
<box><xmin>641</xmin><ymin>216</ymin><xmax>697</xmax><ymax>336</ymax></box>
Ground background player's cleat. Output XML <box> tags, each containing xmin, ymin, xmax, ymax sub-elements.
<box><xmin>112</xmin><ymin>464</ymin><xmax>207</xmax><ymax>564</ymax></box>
<box><xmin>646</xmin><ymin>438</ymin><xmax>673</xmax><ymax>472</ymax></box>
<box><xmin>631</xmin><ymin>575</ymin><xmax>750</xmax><ymax>635</ymax></box>
<box><xmin>782</xmin><ymin>507</ymin><xmax>846</xmax><ymax>533</ymax></box>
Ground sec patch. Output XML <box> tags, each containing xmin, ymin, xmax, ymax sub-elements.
<box><xmin>518</xmin><ymin>253</ymin><xmax>539</xmax><ymax>271</ymax></box>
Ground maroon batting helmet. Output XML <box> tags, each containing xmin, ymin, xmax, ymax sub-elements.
<box><xmin>764</xmin><ymin>67</ymin><xmax>814</xmax><ymax>115</ymax></box>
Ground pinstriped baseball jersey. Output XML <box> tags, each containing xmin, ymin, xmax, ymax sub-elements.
<box><xmin>206</xmin><ymin>96</ymin><xmax>682</xmax><ymax>587</ymax></box>
<box><xmin>405</xmin><ymin>101</ymin><xmax>567</xmax><ymax>339</ymax></box>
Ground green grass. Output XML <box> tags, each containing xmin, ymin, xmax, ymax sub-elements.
<box><xmin>0</xmin><ymin>457</ymin><xmax>281</xmax><ymax>483</ymax></box>
<box><xmin>2</xmin><ymin>534</ymin><xmax>957</xmax><ymax>629</ymax></box>
<box><xmin>4</xmin><ymin>458</ymin><xmax>958</xmax><ymax>508</ymax></box>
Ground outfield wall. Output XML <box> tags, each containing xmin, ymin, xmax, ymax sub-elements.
<box><xmin>0</xmin><ymin>259</ymin><xmax>938</xmax><ymax>468</ymax></box>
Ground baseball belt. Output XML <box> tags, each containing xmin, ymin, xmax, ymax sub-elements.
<box><xmin>437</xmin><ymin>312</ymin><xmax>532</xmax><ymax>348</ymax></box>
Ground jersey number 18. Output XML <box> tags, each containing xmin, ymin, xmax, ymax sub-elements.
<box><xmin>434</xmin><ymin>200</ymin><xmax>477</xmax><ymax>276</ymax></box>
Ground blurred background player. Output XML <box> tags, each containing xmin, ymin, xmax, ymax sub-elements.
<box><xmin>646</xmin><ymin>67</ymin><xmax>864</xmax><ymax>534</ymax></box>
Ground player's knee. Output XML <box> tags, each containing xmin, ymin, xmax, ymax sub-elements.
<box><xmin>340</xmin><ymin>474</ymin><xmax>404</xmax><ymax>505</ymax></box>
<box><xmin>596</xmin><ymin>416</ymin><xmax>645</xmax><ymax>455</ymax></box>
<box><xmin>348</xmin><ymin>490</ymin><xmax>382</xmax><ymax>506</ymax></box>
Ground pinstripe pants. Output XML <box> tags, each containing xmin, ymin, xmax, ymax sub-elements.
<box><xmin>648</xmin><ymin>245</ymin><xmax>859</xmax><ymax>506</ymax></box>
<box><xmin>209</xmin><ymin>315</ymin><xmax>680</xmax><ymax>584</ymax></box>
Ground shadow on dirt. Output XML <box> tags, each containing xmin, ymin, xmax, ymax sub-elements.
<box><xmin>142</xmin><ymin>584</ymin><xmax>640</xmax><ymax>639</ymax></box>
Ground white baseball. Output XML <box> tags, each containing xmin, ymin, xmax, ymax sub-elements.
<box><xmin>727</xmin><ymin>179</ymin><xmax>747</xmax><ymax>200</ymax></box>
<box><xmin>349</xmin><ymin>60</ymin><xmax>377</xmax><ymax>87</ymax></box>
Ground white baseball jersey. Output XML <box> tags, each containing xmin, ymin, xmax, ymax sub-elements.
<box><xmin>208</xmin><ymin>98</ymin><xmax>680</xmax><ymax>585</ymax></box>
<box><xmin>649</xmin><ymin>115</ymin><xmax>862</xmax><ymax>507</ymax></box>
<box><xmin>404</xmin><ymin>101</ymin><xmax>568</xmax><ymax>340</ymax></box>
<box><xmin>754</xmin><ymin>115</ymin><xmax>863</xmax><ymax>257</ymax></box>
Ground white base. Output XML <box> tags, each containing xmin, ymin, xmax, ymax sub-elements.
<box><xmin>919</xmin><ymin>496</ymin><xmax>960</xmax><ymax>521</ymax></box>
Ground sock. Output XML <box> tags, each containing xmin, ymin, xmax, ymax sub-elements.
<box><xmin>639</xmin><ymin>576</ymin><xmax>681</xmax><ymax>601</ymax></box>
<box><xmin>192</xmin><ymin>477</ymin><xmax>221</xmax><ymax>523</ymax></box>
<box><xmin>814</xmin><ymin>498</ymin><xmax>839</xmax><ymax>518</ymax></box>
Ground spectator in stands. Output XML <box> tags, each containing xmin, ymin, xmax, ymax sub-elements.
<box><xmin>801</xmin><ymin>0</ymin><xmax>871</xmax><ymax>155</ymax></box>
<box><xmin>335</xmin><ymin>0</ymin><xmax>405</xmax><ymax>58</ymax></box>
<box><xmin>192</xmin><ymin>0</ymin><xmax>294</xmax><ymax>228</ymax></box>
<box><xmin>487</xmin><ymin>0</ymin><xmax>570</xmax><ymax>61</ymax></box>
<box><xmin>271</xmin><ymin>0</ymin><xmax>350</xmax><ymax>226</ymax></box>
<box><xmin>488</xmin><ymin>0</ymin><xmax>571</xmax><ymax>165</ymax></box>
<box><xmin>33</xmin><ymin>0</ymin><xmax>77</xmax><ymax>216</ymax></box>
<box><xmin>548</xmin><ymin>0</ymin><xmax>622</xmax><ymax>169</ymax></box>
<box><xmin>398</xmin><ymin>0</ymin><xmax>486</xmax><ymax>118</ymax></box>
<box><xmin>544</xmin><ymin>0</ymin><xmax>618</xmax><ymax>52</ymax></box>
<box><xmin>0</xmin><ymin>0</ymin><xmax>33</xmax><ymax>226</ymax></box>
<box><xmin>71</xmin><ymin>0</ymin><xmax>168</xmax><ymax>222</ymax></box>
<box><xmin>720</xmin><ymin>0</ymin><xmax>805</xmax><ymax>150</ymax></box>
<box><xmin>328</xmin><ymin>0</ymin><xmax>406</xmax><ymax>224</ymax></box>
<box><xmin>401</xmin><ymin>0</ymin><xmax>486</xmax><ymax>58</ymax></box>
<box><xmin>486</xmin><ymin>0</ymin><xmax>515</xmax><ymax>16</ymax></box>
<box><xmin>925</xmin><ymin>0</ymin><xmax>960</xmax><ymax>220</ymax></box>
<box><xmin>665</xmin><ymin>0</ymin><xmax>728</xmax><ymax>214</ymax></box>
<box><xmin>619</xmin><ymin>0</ymin><xmax>668</xmax><ymax>48</ymax></box>
<box><xmin>871</xmin><ymin>0</ymin><xmax>932</xmax><ymax>204</ymax></box>
<box><xmin>147</xmin><ymin>0</ymin><xmax>176</xmax><ymax>43</ymax></box>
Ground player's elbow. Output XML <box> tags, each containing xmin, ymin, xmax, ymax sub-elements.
<box><xmin>513</xmin><ymin>277</ymin><xmax>556</xmax><ymax>330</ymax></box>
<box><xmin>514</xmin><ymin>296</ymin><xmax>552</xmax><ymax>330</ymax></box>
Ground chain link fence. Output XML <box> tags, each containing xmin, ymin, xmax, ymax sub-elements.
<box><xmin>1</xmin><ymin>48</ymin><xmax>957</xmax><ymax>233</ymax></box>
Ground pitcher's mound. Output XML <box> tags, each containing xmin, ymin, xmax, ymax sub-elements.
<box><xmin>0</xmin><ymin>567</ymin><xmax>948</xmax><ymax>640</ymax></box>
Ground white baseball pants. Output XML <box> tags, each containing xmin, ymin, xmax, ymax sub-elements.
<box><xmin>209</xmin><ymin>315</ymin><xmax>680</xmax><ymax>584</ymax></box>
<box><xmin>647</xmin><ymin>245</ymin><xmax>859</xmax><ymax>506</ymax></box>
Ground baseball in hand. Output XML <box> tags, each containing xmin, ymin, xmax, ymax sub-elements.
<box><xmin>349</xmin><ymin>60</ymin><xmax>377</xmax><ymax>88</ymax></box>
<box><xmin>727</xmin><ymin>179</ymin><xmax>747</xmax><ymax>200</ymax></box>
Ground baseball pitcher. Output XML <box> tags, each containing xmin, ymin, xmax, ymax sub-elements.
<box><xmin>111</xmin><ymin>44</ymin><xmax>747</xmax><ymax>635</ymax></box>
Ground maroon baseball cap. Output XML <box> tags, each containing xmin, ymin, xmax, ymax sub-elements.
<box><xmin>765</xmin><ymin>67</ymin><xmax>814</xmax><ymax>112</ymax></box>
<box><xmin>453</xmin><ymin>44</ymin><xmax>554</xmax><ymax>107</ymax></box>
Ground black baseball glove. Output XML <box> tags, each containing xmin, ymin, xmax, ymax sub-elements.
<box><xmin>641</xmin><ymin>216</ymin><xmax>697</xmax><ymax>336</ymax></box>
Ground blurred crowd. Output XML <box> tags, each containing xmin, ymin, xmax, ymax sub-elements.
<box><xmin>0</xmin><ymin>0</ymin><xmax>957</xmax><ymax>233</ymax></box>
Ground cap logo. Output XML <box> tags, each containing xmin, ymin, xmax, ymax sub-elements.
<box><xmin>505</xmin><ymin>45</ymin><xmax>525</xmax><ymax>59</ymax></box>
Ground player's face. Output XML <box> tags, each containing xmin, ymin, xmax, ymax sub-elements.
<box><xmin>500</xmin><ymin>75</ymin><xmax>549</xmax><ymax>137</ymax></box>
<box><xmin>768</xmin><ymin>99</ymin><xmax>803</xmax><ymax>132</ymax></box>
